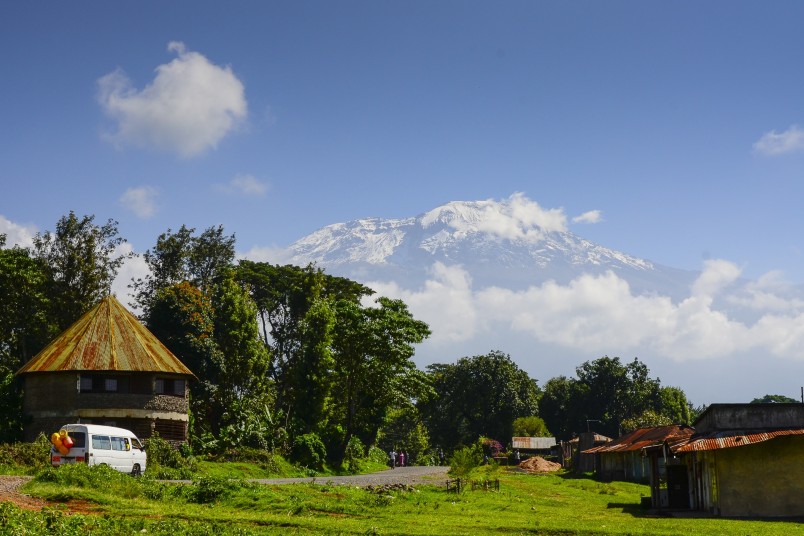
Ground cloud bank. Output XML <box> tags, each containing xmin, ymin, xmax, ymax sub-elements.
<box><xmin>367</xmin><ymin>259</ymin><xmax>804</xmax><ymax>362</ymax></box>
<box><xmin>98</xmin><ymin>42</ymin><xmax>247</xmax><ymax>157</ymax></box>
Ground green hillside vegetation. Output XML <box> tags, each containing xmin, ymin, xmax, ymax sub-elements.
<box><xmin>3</xmin><ymin>464</ymin><xmax>799</xmax><ymax>535</ymax></box>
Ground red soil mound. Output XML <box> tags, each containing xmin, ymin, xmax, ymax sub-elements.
<box><xmin>518</xmin><ymin>456</ymin><xmax>561</xmax><ymax>473</ymax></box>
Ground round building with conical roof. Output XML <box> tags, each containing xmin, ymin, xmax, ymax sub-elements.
<box><xmin>16</xmin><ymin>295</ymin><xmax>195</xmax><ymax>443</ymax></box>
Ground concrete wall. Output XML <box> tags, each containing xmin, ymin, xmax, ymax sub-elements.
<box><xmin>696</xmin><ymin>404</ymin><xmax>804</xmax><ymax>432</ymax></box>
<box><xmin>714</xmin><ymin>435</ymin><xmax>804</xmax><ymax>517</ymax></box>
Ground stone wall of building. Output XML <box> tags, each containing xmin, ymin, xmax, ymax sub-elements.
<box><xmin>22</xmin><ymin>373</ymin><xmax>189</xmax><ymax>443</ymax></box>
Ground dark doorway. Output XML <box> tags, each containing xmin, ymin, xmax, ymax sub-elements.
<box><xmin>666</xmin><ymin>464</ymin><xmax>690</xmax><ymax>508</ymax></box>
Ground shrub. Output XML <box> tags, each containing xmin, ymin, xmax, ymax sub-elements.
<box><xmin>0</xmin><ymin>434</ymin><xmax>52</xmax><ymax>473</ymax></box>
<box><xmin>343</xmin><ymin>435</ymin><xmax>365</xmax><ymax>474</ymax></box>
<box><xmin>186</xmin><ymin>476</ymin><xmax>241</xmax><ymax>504</ymax></box>
<box><xmin>34</xmin><ymin>462</ymin><xmax>128</xmax><ymax>489</ymax></box>
<box><xmin>367</xmin><ymin>446</ymin><xmax>387</xmax><ymax>465</ymax></box>
<box><xmin>480</xmin><ymin>437</ymin><xmax>504</xmax><ymax>458</ymax></box>
<box><xmin>290</xmin><ymin>433</ymin><xmax>326</xmax><ymax>471</ymax></box>
<box><xmin>448</xmin><ymin>444</ymin><xmax>483</xmax><ymax>478</ymax></box>
<box><xmin>144</xmin><ymin>433</ymin><xmax>196</xmax><ymax>477</ymax></box>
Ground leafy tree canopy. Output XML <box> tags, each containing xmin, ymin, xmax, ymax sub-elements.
<box><xmin>421</xmin><ymin>350</ymin><xmax>541</xmax><ymax>451</ymax></box>
<box><xmin>750</xmin><ymin>394</ymin><xmax>799</xmax><ymax>404</ymax></box>
<box><xmin>512</xmin><ymin>416</ymin><xmax>551</xmax><ymax>437</ymax></box>
<box><xmin>539</xmin><ymin>356</ymin><xmax>690</xmax><ymax>440</ymax></box>
<box><xmin>32</xmin><ymin>212</ymin><xmax>131</xmax><ymax>330</ymax></box>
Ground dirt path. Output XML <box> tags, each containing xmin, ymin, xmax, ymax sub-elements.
<box><xmin>0</xmin><ymin>476</ymin><xmax>47</xmax><ymax>510</ymax></box>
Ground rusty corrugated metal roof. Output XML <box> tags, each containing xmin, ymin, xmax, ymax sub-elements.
<box><xmin>583</xmin><ymin>425</ymin><xmax>694</xmax><ymax>454</ymax></box>
<box><xmin>674</xmin><ymin>428</ymin><xmax>804</xmax><ymax>453</ymax></box>
<box><xmin>16</xmin><ymin>295</ymin><xmax>194</xmax><ymax>377</ymax></box>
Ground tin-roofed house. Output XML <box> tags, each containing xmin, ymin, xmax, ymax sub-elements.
<box><xmin>674</xmin><ymin>403</ymin><xmax>804</xmax><ymax>517</ymax></box>
<box><xmin>584</xmin><ymin>425</ymin><xmax>694</xmax><ymax>484</ymax></box>
<box><xmin>16</xmin><ymin>295</ymin><xmax>195</xmax><ymax>444</ymax></box>
<box><xmin>583</xmin><ymin>424</ymin><xmax>695</xmax><ymax>510</ymax></box>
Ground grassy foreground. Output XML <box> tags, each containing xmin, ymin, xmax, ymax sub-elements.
<box><xmin>4</xmin><ymin>465</ymin><xmax>803</xmax><ymax>535</ymax></box>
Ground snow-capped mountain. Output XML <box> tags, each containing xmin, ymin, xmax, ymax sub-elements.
<box><xmin>278</xmin><ymin>195</ymin><xmax>804</xmax><ymax>406</ymax></box>
<box><xmin>286</xmin><ymin>198</ymin><xmax>696</xmax><ymax>297</ymax></box>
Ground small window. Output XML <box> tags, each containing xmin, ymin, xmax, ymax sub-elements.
<box><xmin>80</xmin><ymin>375</ymin><xmax>125</xmax><ymax>393</ymax></box>
<box><xmin>69</xmin><ymin>432</ymin><xmax>86</xmax><ymax>448</ymax></box>
<box><xmin>80</xmin><ymin>377</ymin><xmax>93</xmax><ymax>392</ymax></box>
<box><xmin>173</xmin><ymin>379</ymin><xmax>185</xmax><ymax>396</ymax></box>
<box><xmin>110</xmin><ymin>436</ymin><xmax>127</xmax><ymax>451</ymax></box>
<box><xmin>91</xmin><ymin>435</ymin><xmax>111</xmax><ymax>450</ymax></box>
<box><xmin>155</xmin><ymin>378</ymin><xmax>186</xmax><ymax>397</ymax></box>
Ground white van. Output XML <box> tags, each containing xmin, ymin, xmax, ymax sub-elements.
<box><xmin>50</xmin><ymin>424</ymin><xmax>147</xmax><ymax>476</ymax></box>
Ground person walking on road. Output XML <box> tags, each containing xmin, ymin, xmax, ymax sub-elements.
<box><xmin>389</xmin><ymin>449</ymin><xmax>397</xmax><ymax>468</ymax></box>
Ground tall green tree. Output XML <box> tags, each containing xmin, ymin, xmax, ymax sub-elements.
<box><xmin>421</xmin><ymin>350</ymin><xmax>541</xmax><ymax>451</ymax></box>
<box><xmin>234</xmin><ymin>261</ymin><xmax>371</xmax><ymax>437</ymax></box>
<box><xmin>210</xmin><ymin>275</ymin><xmax>274</xmax><ymax>448</ymax></box>
<box><xmin>538</xmin><ymin>375</ymin><xmax>587</xmax><ymax>440</ymax></box>
<box><xmin>329</xmin><ymin>297</ymin><xmax>431</xmax><ymax>460</ymax></box>
<box><xmin>0</xmin><ymin>235</ymin><xmax>59</xmax><ymax>442</ymax></box>
<box><xmin>658</xmin><ymin>386</ymin><xmax>692</xmax><ymax>424</ymax></box>
<box><xmin>539</xmin><ymin>356</ymin><xmax>686</xmax><ymax>439</ymax></box>
<box><xmin>146</xmin><ymin>282</ymin><xmax>221</xmax><ymax>439</ymax></box>
<box><xmin>32</xmin><ymin>212</ymin><xmax>131</xmax><ymax>330</ymax></box>
<box><xmin>0</xmin><ymin>241</ymin><xmax>56</xmax><ymax>369</ymax></box>
<box><xmin>512</xmin><ymin>416</ymin><xmax>551</xmax><ymax>437</ymax></box>
<box><xmin>574</xmin><ymin>356</ymin><xmax>661</xmax><ymax>437</ymax></box>
<box><xmin>132</xmin><ymin>225</ymin><xmax>235</xmax><ymax>316</ymax></box>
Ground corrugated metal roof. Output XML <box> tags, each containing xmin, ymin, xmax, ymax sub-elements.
<box><xmin>583</xmin><ymin>425</ymin><xmax>694</xmax><ymax>454</ymax></box>
<box><xmin>16</xmin><ymin>295</ymin><xmax>195</xmax><ymax>377</ymax></box>
<box><xmin>568</xmin><ymin>433</ymin><xmax>611</xmax><ymax>444</ymax></box>
<box><xmin>674</xmin><ymin>428</ymin><xmax>804</xmax><ymax>453</ymax></box>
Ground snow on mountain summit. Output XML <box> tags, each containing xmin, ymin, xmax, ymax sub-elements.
<box><xmin>283</xmin><ymin>195</ymin><xmax>683</xmax><ymax>294</ymax></box>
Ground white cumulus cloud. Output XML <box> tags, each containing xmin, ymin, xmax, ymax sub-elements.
<box><xmin>119</xmin><ymin>186</ymin><xmax>159</xmax><ymax>219</ymax></box>
<box><xmin>98</xmin><ymin>41</ymin><xmax>247</xmax><ymax>157</ymax></box>
<box><xmin>572</xmin><ymin>210</ymin><xmax>603</xmax><ymax>224</ymax></box>
<box><xmin>422</xmin><ymin>193</ymin><xmax>568</xmax><ymax>243</ymax></box>
<box><xmin>753</xmin><ymin>125</ymin><xmax>804</xmax><ymax>156</ymax></box>
<box><xmin>0</xmin><ymin>215</ymin><xmax>37</xmax><ymax>248</ymax></box>
<box><xmin>222</xmin><ymin>174</ymin><xmax>268</xmax><ymax>196</ymax></box>
<box><xmin>691</xmin><ymin>259</ymin><xmax>742</xmax><ymax>298</ymax></box>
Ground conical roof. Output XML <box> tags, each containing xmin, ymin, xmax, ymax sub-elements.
<box><xmin>17</xmin><ymin>295</ymin><xmax>194</xmax><ymax>377</ymax></box>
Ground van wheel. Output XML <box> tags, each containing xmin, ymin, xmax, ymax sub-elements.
<box><xmin>131</xmin><ymin>464</ymin><xmax>142</xmax><ymax>477</ymax></box>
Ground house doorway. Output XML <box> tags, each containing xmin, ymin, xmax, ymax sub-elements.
<box><xmin>666</xmin><ymin>464</ymin><xmax>690</xmax><ymax>508</ymax></box>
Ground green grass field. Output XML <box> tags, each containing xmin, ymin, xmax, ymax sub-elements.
<box><xmin>5</xmin><ymin>465</ymin><xmax>804</xmax><ymax>535</ymax></box>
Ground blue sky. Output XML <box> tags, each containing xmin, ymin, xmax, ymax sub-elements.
<box><xmin>4</xmin><ymin>2</ymin><xmax>804</xmax><ymax>402</ymax></box>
